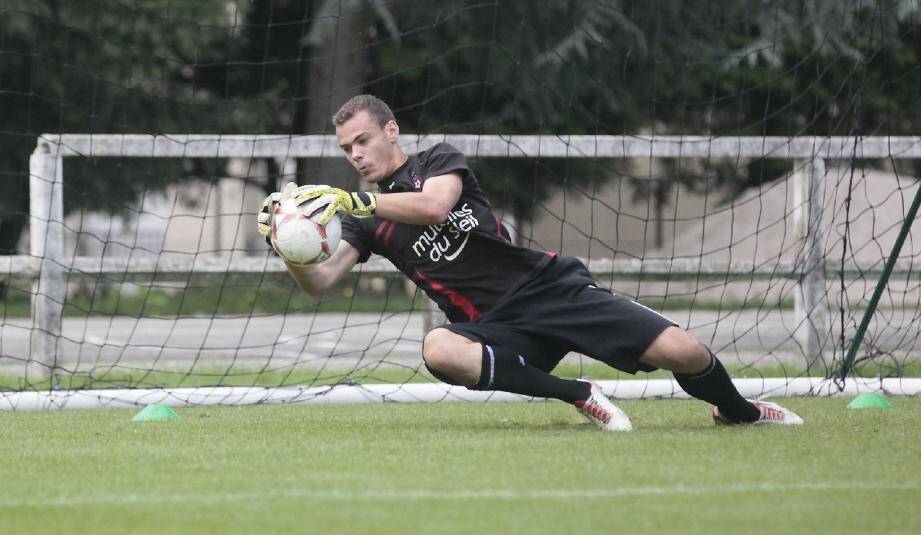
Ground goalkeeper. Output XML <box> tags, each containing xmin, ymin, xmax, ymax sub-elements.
<box><xmin>258</xmin><ymin>94</ymin><xmax>803</xmax><ymax>430</ymax></box>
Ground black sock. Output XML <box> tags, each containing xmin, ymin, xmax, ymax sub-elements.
<box><xmin>673</xmin><ymin>351</ymin><xmax>760</xmax><ymax>423</ymax></box>
<box><xmin>474</xmin><ymin>344</ymin><xmax>590</xmax><ymax>404</ymax></box>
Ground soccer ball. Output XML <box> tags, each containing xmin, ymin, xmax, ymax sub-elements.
<box><xmin>271</xmin><ymin>200</ymin><xmax>341</xmax><ymax>265</ymax></box>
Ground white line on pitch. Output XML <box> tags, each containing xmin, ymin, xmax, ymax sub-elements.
<box><xmin>1</xmin><ymin>482</ymin><xmax>918</xmax><ymax>508</ymax></box>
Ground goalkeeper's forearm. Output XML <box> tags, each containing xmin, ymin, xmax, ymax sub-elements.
<box><xmin>284</xmin><ymin>261</ymin><xmax>332</xmax><ymax>296</ymax></box>
<box><xmin>283</xmin><ymin>241</ymin><xmax>360</xmax><ymax>296</ymax></box>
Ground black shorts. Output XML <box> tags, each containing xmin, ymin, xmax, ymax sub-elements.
<box><xmin>444</xmin><ymin>255</ymin><xmax>677</xmax><ymax>374</ymax></box>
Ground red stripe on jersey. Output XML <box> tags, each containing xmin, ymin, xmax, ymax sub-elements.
<box><xmin>374</xmin><ymin>220</ymin><xmax>389</xmax><ymax>242</ymax></box>
<box><xmin>374</xmin><ymin>220</ymin><xmax>396</xmax><ymax>247</ymax></box>
<box><xmin>493</xmin><ymin>215</ymin><xmax>511</xmax><ymax>243</ymax></box>
<box><xmin>384</xmin><ymin>221</ymin><xmax>396</xmax><ymax>247</ymax></box>
<box><xmin>415</xmin><ymin>270</ymin><xmax>480</xmax><ymax>321</ymax></box>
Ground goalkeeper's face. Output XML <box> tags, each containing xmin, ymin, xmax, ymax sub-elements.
<box><xmin>336</xmin><ymin>110</ymin><xmax>402</xmax><ymax>184</ymax></box>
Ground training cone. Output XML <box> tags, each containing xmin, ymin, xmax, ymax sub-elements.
<box><xmin>847</xmin><ymin>392</ymin><xmax>893</xmax><ymax>410</ymax></box>
<box><xmin>132</xmin><ymin>403</ymin><xmax>181</xmax><ymax>422</ymax></box>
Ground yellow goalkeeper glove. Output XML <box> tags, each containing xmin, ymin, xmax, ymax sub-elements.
<box><xmin>292</xmin><ymin>185</ymin><xmax>377</xmax><ymax>225</ymax></box>
<box><xmin>256</xmin><ymin>182</ymin><xmax>298</xmax><ymax>239</ymax></box>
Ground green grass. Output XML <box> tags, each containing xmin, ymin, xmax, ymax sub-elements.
<box><xmin>0</xmin><ymin>398</ymin><xmax>918</xmax><ymax>533</ymax></box>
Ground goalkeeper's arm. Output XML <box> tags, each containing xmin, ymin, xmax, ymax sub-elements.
<box><xmin>284</xmin><ymin>240</ymin><xmax>360</xmax><ymax>296</ymax></box>
<box><xmin>372</xmin><ymin>173</ymin><xmax>462</xmax><ymax>225</ymax></box>
<box><xmin>296</xmin><ymin>173</ymin><xmax>463</xmax><ymax>226</ymax></box>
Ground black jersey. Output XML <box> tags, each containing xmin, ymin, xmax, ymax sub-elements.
<box><xmin>341</xmin><ymin>142</ymin><xmax>551</xmax><ymax>323</ymax></box>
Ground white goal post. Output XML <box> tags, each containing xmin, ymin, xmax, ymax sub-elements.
<box><xmin>8</xmin><ymin>133</ymin><xmax>921</xmax><ymax>409</ymax></box>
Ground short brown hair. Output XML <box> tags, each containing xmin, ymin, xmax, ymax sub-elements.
<box><xmin>332</xmin><ymin>94</ymin><xmax>396</xmax><ymax>128</ymax></box>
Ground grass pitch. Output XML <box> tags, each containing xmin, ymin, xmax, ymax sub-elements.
<box><xmin>1</xmin><ymin>397</ymin><xmax>919</xmax><ymax>534</ymax></box>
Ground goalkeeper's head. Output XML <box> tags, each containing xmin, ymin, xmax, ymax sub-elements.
<box><xmin>333</xmin><ymin>94</ymin><xmax>406</xmax><ymax>185</ymax></box>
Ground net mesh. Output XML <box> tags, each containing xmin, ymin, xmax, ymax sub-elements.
<box><xmin>2</xmin><ymin>1</ymin><xmax>921</xmax><ymax>405</ymax></box>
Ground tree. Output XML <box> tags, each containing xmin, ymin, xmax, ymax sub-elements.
<box><xmin>192</xmin><ymin>0</ymin><xmax>381</xmax><ymax>192</ymax></box>
<box><xmin>4</xmin><ymin>0</ymin><xmax>920</xmax><ymax>258</ymax></box>
<box><xmin>0</xmin><ymin>0</ymin><xmax>230</xmax><ymax>257</ymax></box>
<box><xmin>346</xmin><ymin>1</ymin><xmax>921</xmax><ymax>216</ymax></box>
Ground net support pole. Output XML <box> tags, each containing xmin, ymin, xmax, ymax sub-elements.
<box><xmin>794</xmin><ymin>157</ymin><xmax>830</xmax><ymax>371</ymax></box>
<box><xmin>28</xmin><ymin>139</ymin><xmax>66</xmax><ymax>385</ymax></box>
<box><xmin>837</xmin><ymin>177</ymin><xmax>921</xmax><ymax>383</ymax></box>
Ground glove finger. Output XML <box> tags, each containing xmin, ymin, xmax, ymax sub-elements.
<box><xmin>293</xmin><ymin>184</ymin><xmax>328</xmax><ymax>196</ymax></box>
<box><xmin>257</xmin><ymin>212</ymin><xmax>272</xmax><ymax>235</ymax></box>
<box><xmin>293</xmin><ymin>185</ymin><xmax>332</xmax><ymax>205</ymax></box>
<box><xmin>258</xmin><ymin>191</ymin><xmax>284</xmax><ymax>239</ymax></box>
<box><xmin>315</xmin><ymin>203</ymin><xmax>340</xmax><ymax>226</ymax></box>
<box><xmin>280</xmin><ymin>182</ymin><xmax>298</xmax><ymax>202</ymax></box>
<box><xmin>301</xmin><ymin>194</ymin><xmax>336</xmax><ymax>219</ymax></box>
<box><xmin>259</xmin><ymin>191</ymin><xmax>281</xmax><ymax>213</ymax></box>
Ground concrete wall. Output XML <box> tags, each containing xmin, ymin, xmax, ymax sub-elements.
<box><xmin>64</xmin><ymin>161</ymin><xmax>268</xmax><ymax>265</ymax></box>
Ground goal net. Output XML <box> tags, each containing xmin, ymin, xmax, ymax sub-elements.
<box><xmin>3</xmin><ymin>1</ymin><xmax>921</xmax><ymax>409</ymax></box>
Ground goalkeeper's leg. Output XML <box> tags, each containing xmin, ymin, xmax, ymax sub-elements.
<box><xmin>638</xmin><ymin>327</ymin><xmax>774</xmax><ymax>423</ymax></box>
<box><xmin>423</xmin><ymin>328</ymin><xmax>631</xmax><ymax>430</ymax></box>
<box><xmin>422</xmin><ymin>328</ymin><xmax>589</xmax><ymax>402</ymax></box>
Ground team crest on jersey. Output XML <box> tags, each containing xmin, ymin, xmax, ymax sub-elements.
<box><xmin>410</xmin><ymin>170</ymin><xmax>422</xmax><ymax>191</ymax></box>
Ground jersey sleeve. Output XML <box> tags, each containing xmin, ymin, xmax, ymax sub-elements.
<box><xmin>421</xmin><ymin>143</ymin><xmax>470</xmax><ymax>180</ymax></box>
<box><xmin>339</xmin><ymin>215</ymin><xmax>373</xmax><ymax>263</ymax></box>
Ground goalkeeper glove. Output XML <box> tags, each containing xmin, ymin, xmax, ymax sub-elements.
<box><xmin>256</xmin><ymin>182</ymin><xmax>299</xmax><ymax>244</ymax></box>
<box><xmin>257</xmin><ymin>183</ymin><xmax>376</xmax><ymax>244</ymax></box>
<box><xmin>292</xmin><ymin>185</ymin><xmax>377</xmax><ymax>225</ymax></box>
